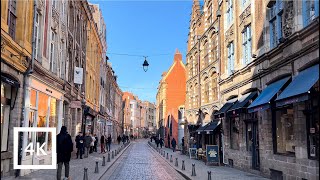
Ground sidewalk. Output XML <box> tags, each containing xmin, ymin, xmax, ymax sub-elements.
<box><xmin>3</xmin><ymin>142</ymin><xmax>131</xmax><ymax>180</ymax></box>
<box><xmin>148</xmin><ymin>141</ymin><xmax>270</xmax><ymax>180</ymax></box>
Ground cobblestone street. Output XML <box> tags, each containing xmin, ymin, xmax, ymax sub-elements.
<box><xmin>100</xmin><ymin>140</ymin><xmax>185</xmax><ymax>180</ymax></box>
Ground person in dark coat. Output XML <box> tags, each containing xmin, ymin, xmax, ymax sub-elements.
<box><xmin>100</xmin><ymin>135</ymin><xmax>105</xmax><ymax>153</ymax></box>
<box><xmin>94</xmin><ymin>134</ymin><xmax>98</xmax><ymax>152</ymax></box>
<box><xmin>106</xmin><ymin>134</ymin><xmax>112</xmax><ymax>151</ymax></box>
<box><xmin>57</xmin><ymin>126</ymin><xmax>73</xmax><ymax>180</ymax></box>
<box><xmin>181</xmin><ymin>137</ymin><xmax>185</xmax><ymax>153</ymax></box>
<box><xmin>155</xmin><ymin>137</ymin><xmax>159</xmax><ymax>147</ymax></box>
<box><xmin>171</xmin><ymin>138</ymin><xmax>177</xmax><ymax>152</ymax></box>
<box><xmin>122</xmin><ymin>134</ymin><xmax>126</xmax><ymax>144</ymax></box>
<box><xmin>75</xmin><ymin>132</ymin><xmax>84</xmax><ymax>159</ymax></box>
<box><xmin>159</xmin><ymin>137</ymin><xmax>164</xmax><ymax>148</ymax></box>
<box><xmin>117</xmin><ymin>135</ymin><xmax>121</xmax><ymax>144</ymax></box>
<box><xmin>84</xmin><ymin>133</ymin><xmax>92</xmax><ymax>157</ymax></box>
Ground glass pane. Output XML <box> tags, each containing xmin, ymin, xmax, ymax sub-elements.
<box><xmin>37</xmin><ymin>92</ymin><xmax>49</xmax><ymax>146</ymax></box>
<box><xmin>276</xmin><ymin>107</ymin><xmax>295</xmax><ymax>154</ymax></box>
<box><xmin>30</xmin><ymin>89</ymin><xmax>37</xmax><ymax>108</ymax></box>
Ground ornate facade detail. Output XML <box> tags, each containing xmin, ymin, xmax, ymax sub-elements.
<box><xmin>224</xmin><ymin>24</ymin><xmax>234</xmax><ymax>43</ymax></box>
<box><xmin>283</xmin><ymin>0</ymin><xmax>294</xmax><ymax>38</ymax></box>
<box><xmin>239</xmin><ymin>4</ymin><xmax>251</xmax><ymax>26</ymax></box>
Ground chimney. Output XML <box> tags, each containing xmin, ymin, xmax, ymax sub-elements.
<box><xmin>174</xmin><ymin>49</ymin><xmax>182</xmax><ymax>62</ymax></box>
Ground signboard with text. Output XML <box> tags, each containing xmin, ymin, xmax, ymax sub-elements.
<box><xmin>206</xmin><ymin>145</ymin><xmax>220</xmax><ymax>165</ymax></box>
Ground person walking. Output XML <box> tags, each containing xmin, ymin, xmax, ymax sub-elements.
<box><xmin>159</xmin><ymin>137</ymin><xmax>164</xmax><ymax>148</ymax></box>
<box><xmin>181</xmin><ymin>137</ymin><xmax>185</xmax><ymax>154</ymax></box>
<box><xmin>90</xmin><ymin>134</ymin><xmax>95</xmax><ymax>153</ymax></box>
<box><xmin>107</xmin><ymin>134</ymin><xmax>112</xmax><ymax>151</ymax></box>
<box><xmin>84</xmin><ymin>133</ymin><xmax>92</xmax><ymax>157</ymax></box>
<box><xmin>117</xmin><ymin>135</ymin><xmax>121</xmax><ymax>145</ymax></box>
<box><xmin>171</xmin><ymin>138</ymin><xmax>177</xmax><ymax>152</ymax></box>
<box><xmin>156</xmin><ymin>137</ymin><xmax>159</xmax><ymax>147</ymax></box>
<box><xmin>122</xmin><ymin>134</ymin><xmax>126</xmax><ymax>144</ymax></box>
<box><xmin>75</xmin><ymin>132</ymin><xmax>84</xmax><ymax>159</ymax></box>
<box><xmin>100</xmin><ymin>135</ymin><xmax>106</xmax><ymax>153</ymax></box>
<box><xmin>57</xmin><ymin>126</ymin><xmax>73</xmax><ymax>180</ymax></box>
<box><xmin>94</xmin><ymin>134</ymin><xmax>98</xmax><ymax>152</ymax></box>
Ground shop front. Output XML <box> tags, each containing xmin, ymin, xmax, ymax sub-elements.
<box><xmin>20</xmin><ymin>76</ymin><xmax>64</xmax><ymax>175</ymax></box>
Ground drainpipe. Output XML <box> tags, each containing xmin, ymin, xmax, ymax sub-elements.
<box><xmin>16</xmin><ymin>0</ymin><xmax>37</xmax><ymax>177</ymax></box>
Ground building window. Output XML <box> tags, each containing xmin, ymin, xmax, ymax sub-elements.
<box><xmin>1</xmin><ymin>82</ymin><xmax>11</xmax><ymax>152</ymax></box>
<box><xmin>211</xmin><ymin>76</ymin><xmax>218</xmax><ymax>101</ymax></box>
<box><xmin>49</xmin><ymin>31</ymin><xmax>56</xmax><ymax>73</ymax></box>
<box><xmin>230</xmin><ymin>117</ymin><xmax>240</xmax><ymax>150</ymax></box>
<box><xmin>194</xmin><ymin>62</ymin><xmax>198</xmax><ymax>75</ymax></box>
<box><xmin>204</xmin><ymin>82</ymin><xmax>209</xmax><ymax>103</ymax></box>
<box><xmin>269</xmin><ymin>0</ymin><xmax>283</xmax><ymax>49</ymax></box>
<box><xmin>7</xmin><ymin>0</ymin><xmax>17</xmax><ymax>39</ymax></box>
<box><xmin>204</xmin><ymin>54</ymin><xmax>209</xmax><ymax>67</ymax></box>
<box><xmin>242</xmin><ymin>25</ymin><xmax>252</xmax><ymax>65</ymax></box>
<box><xmin>302</xmin><ymin>0</ymin><xmax>319</xmax><ymax>27</ymax></box>
<box><xmin>34</xmin><ymin>12</ymin><xmax>40</xmax><ymax>60</ymax></box>
<box><xmin>275</xmin><ymin>106</ymin><xmax>295</xmax><ymax>155</ymax></box>
<box><xmin>227</xmin><ymin>42</ymin><xmax>235</xmax><ymax>75</ymax></box>
<box><xmin>212</xmin><ymin>37</ymin><xmax>218</xmax><ymax>62</ymax></box>
<box><xmin>226</xmin><ymin>0</ymin><xmax>233</xmax><ymax>25</ymax></box>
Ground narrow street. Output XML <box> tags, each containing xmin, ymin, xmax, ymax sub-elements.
<box><xmin>100</xmin><ymin>140</ymin><xmax>185</xmax><ymax>180</ymax></box>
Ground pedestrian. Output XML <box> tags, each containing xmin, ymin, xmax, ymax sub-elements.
<box><xmin>122</xmin><ymin>134</ymin><xmax>126</xmax><ymax>144</ymax></box>
<box><xmin>171</xmin><ymin>138</ymin><xmax>177</xmax><ymax>152</ymax></box>
<box><xmin>90</xmin><ymin>134</ymin><xmax>95</xmax><ymax>153</ymax></box>
<box><xmin>150</xmin><ymin>136</ymin><xmax>153</xmax><ymax>142</ymax></box>
<box><xmin>181</xmin><ymin>137</ymin><xmax>185</xmax><ymax>153</ymax></box>
<box><xmin>159</xmin><ymin>137</ymin><xmax>164</xmax><ymax>148</ymax></box>
<box><xmin>57</xmin><ymin>126</ymin><xmax>73</xmax><ymax>180</ymax></box>
<box><xmin>75</xmin><ymin>132</ymin><xmax>84</xmax><ymax>159</ymax></box>
<box><xmin>94</xmin><ymin>134</ymin><xmax>98</xmax><ymax>152</ymax></box>
<box><xmin>100</xmin><ymin>135</ymin><xmax>105</xmax><ymax>153</ymax></box>
<box><xmin>117</xmin><ymin>135</ymin><xmax>121</xmax><ymax>145</ymax></box>
<box><xmin>84</xmin><ymin>133</ymin><xmax>92</xmax><ymax>157</ymax></box>
<box><xmin>107</xmin><ymin>134</ymin><xmax>112</xmax><ymax>151</ymax></box>
<box><xmin>156</xmin><ymin>137</ymin><xmax>159</xmax><ymax>147</ymax></box>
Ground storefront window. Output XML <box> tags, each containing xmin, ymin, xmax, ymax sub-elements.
<box><xmin>48</xmin><ymin>98</ymin><xmax>58</xmax><ymax>151</ymax></box>
<box><xmin>37</xmin><ymin>92</ymin><xmax>49</xmax><ymax>149</ymax></box>
<box><xmin>246</xmin><ymin>123</ymin><xmax>253</xmax><ymax>152</ymax></box>
<box><xmin>1</xmin><ymin>82</ymin><xmax>11</xmax><ymax>152</ymax></box>
<box><xmin>275</xmin><ymin>106</ymin><xmax>295</xmax><ymax>155</ymax></box>
<box><xmin>230</xmin><ymin>117</ymin><xmax>240</xmax><ymax>150</ymax></box>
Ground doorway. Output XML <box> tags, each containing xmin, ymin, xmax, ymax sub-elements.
<box><xmin>251</xmin><ymin>122</ymin><xmax>260</xmax><ymax>170</ymax></box>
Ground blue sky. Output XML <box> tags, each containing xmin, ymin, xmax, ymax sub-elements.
<box><xmin>89</xmin><ymin>0</ymin><xmax>193</xmax><ymax>103</ymax></box>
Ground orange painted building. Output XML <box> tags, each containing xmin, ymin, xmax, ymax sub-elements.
<box><xmin>156</xmin><ymin>49</ymin><xmax>186</xmax><ymax>148</ymax></box>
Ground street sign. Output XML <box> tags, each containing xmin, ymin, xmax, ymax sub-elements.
<box><xmin>74</xmin><ymin>67</ymin><xmax>83</xmax><ymax>84</ymax></box>
<box><xmin>206</xmin><ymin>145</ymin><xmax>220</xmax><ymax>165</ymax></box>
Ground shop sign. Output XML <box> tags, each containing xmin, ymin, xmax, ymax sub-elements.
<box><xmin>189</xmin><ymin>148</ymin><xmax>197</xmax><ymax>159</ymax></box>
<box><xmin>74</xmin><ymin>67</ymin><xmax>83</xmax><ymax>84</ymax></box>
<box><xmin>206</xmin><ymin>145</ymin><xmax>219</xmax><ymax>164</ymax></box>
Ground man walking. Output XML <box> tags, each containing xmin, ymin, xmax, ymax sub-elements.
<box><xmin>84</xmin><ymin>133</ymin><xmax>92</xmax><ymax>157</ymax></box>
<box><xmin>57</xmin><ymin>126</ymin><xmax>73</xmax><ymax>180</ymax></box>
<box><xmin>100</xmin><ymin>135</ymin><xmax>106</xmax><ymax>153</ymax></box>
<box><xmin>106</xmin><ymin>134</ymin><xmax>112</xmax><ymax>151</ymax></box>
<box><xmin>159</xmin><ymin>137</ymin><xmax>164</xmax><ymax>148</ymax></box>
<box><xmin>171</xmin><ymin>138</ymin><xmax>177</xmax><ymax>152</ymax></box>
<box><xmin>94</xmin><ymin>134</ymin><xmax>98</xmax><ymax>152</ymax></box>
<box><xmin>181</xmin><ymin>137</ymin><xmax>185</xmax><ymax>154</ymax></box>
<box><xmin>75</xmin><ymin>132</ymin><xmax>84</xmax><ymax>159</ymax></box>
<box><xmin>117</xmin><ymin>135</ymin><xmax>121</xmax><ymax>145</ymax></box>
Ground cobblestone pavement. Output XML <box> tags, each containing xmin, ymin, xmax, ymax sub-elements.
<box><xmin>149</xmin><ymin>141</ymin><xmax>270</xmax><ymax>180</ymax></box>
<box><xmin>100</xmin><ymin>140</ymin><xmax>186</xmax><ymax>180</ymax></box>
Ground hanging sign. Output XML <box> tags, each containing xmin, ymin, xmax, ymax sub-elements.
<box><xmin>74</xmin><ymin>67</ymin><xmax>83</xmax><ymax>84</ymax></box>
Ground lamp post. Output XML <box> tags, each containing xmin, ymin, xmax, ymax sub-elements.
<box><xmin>81</xmin><ymin>97</ymin><xmax>86</xmax><ymax>135</ymax></box>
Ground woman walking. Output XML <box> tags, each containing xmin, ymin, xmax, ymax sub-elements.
<box><xmin>100</xmin><ymin>135</ymin><xmax>106</xmax><ymax>153</ymax></box>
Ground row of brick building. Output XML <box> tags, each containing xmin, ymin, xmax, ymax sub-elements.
<box><xmin>1</xmin><ymin>0</ymin><xmax>123</xmax><ymax>177</ymax></box>
<box><xmin>156</xmin><ymin>0</ymin><xmax>319</xmax><ymax>179</ymax></box>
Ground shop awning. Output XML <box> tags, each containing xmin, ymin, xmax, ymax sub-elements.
<box><xmin>204</xmin><ymin>121</ymin><xmax>220</xmax><ymax>134</ymax></box>
<box><xmin>227</xmin><ymin>91</ymin><xmax>258</xmax><ymax>115</ymax></box>
<box><xmin>196</xmin><ymin>123</ymin><xmax>210</xmax><ymax>133</ymax></box>
<box><xmin>275</xmin><ymin>64</ymin><xmax>319</xmax><ymax>107</ymax></box>
<box><xmin>248</xmin><ymin>77</ymin><xmax>291</xmax><ymax>113</ymax></box>
<box><xmin>214</xmin><ymin>98</ymin><xmax>237</xmax><ymax>118</ymax></box>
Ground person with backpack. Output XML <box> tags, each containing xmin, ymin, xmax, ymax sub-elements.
<box><xmin>57</xmin><ymin>126</ymin><xmax>73</xmax><ymax>180</ymax></box>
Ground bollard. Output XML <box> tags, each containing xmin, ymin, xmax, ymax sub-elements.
<box><xmin>191</xmin><ymin>163</ymin><xmax>196</xmax><ymax>176</ymax></box>
<box><xmin>107</xmin><ymin>153</ymin><xmax>111</xmax><ymax>162</ymax></box>
<box><xmin>182</xmin><ymin>160</ymin><xmax>185</xmax><ymax>170</ymax></box>
<box><xmin>175</xmin><ymin>158</ymin><xmax>178</xmax><ymax>167</ymax></box>
<box><xmin>83</xmin><ymin>168</ymin><xmax>88</xmax><ymax>180</ymax></box>
<box><xmin>163</xmin><ymin>151</ymin><xmax>165</xmax><ymax>157</ymax></box>
<box><xmin>94</xmin><ymin>161</ymin><xmax>99</xmax><ymax>173</ymax></box>
<box><xmin>115</xmin><ymin>149</ymin><xmax>117</xmax><ymax>156</ymax></box>
<box><xmin>102</xmin><ymin>156</ymin><xmax>106</xmax><ymax>166</ymax></box>
<box><xmin>112</xmin><ymin>151</ymin><xmax>114</xmax><ymax>159</ymax></box>
<box><xmin>170</xmin><ymin>155</ymin><xmax>173</xmax><ymax>162</ymax></box>
<box><xmin>207</xmin><ymin>171</ymin><xmax>212</xmax><ymax>180</ymax></box>
<box><xmin>166</xmin><ymin>153</ymin><xmax>169</xmax><ymax>159</ymax></box>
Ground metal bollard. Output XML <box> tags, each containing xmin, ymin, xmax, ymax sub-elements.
<box><xmin>83</xmin><ymin>168</ymin><xmax>88</xmax><ymax>180</ymax></box>
<box><xmin>175</xmin><ymin>158</ymin><xmax>178</xmax><ymax>167</ymax></box>
<box><xmin>207</xmin><ymin>171</ymin><xmax>212</xmax><ymax>180</ymax></box>
<box><xmin>170</xmin><ymin>155</ymin><xmax>173</xmax><ymax>162</ymax></box>
<box><xmin>94</xmin><ymin>161</ymin><xmax>99</xmax><ymax>173</ymax></box>
<box><xmin>102</xmin><ymin>156</ymin><xmax>106</xmax><ymax>166</ymax></box>
<box><xmin>107</xmin><ymin>153</ymin><xmax>111</xmax><ymax>162</ymax></box>
<box><xmin>112</xmin><ymin>151</ymin><xmax>114</xmax><ymax>159</ymax></box>
<box><xmin>163</xmin><ymin>151</ymin><xmax>165</xmax><ymax>157</ymax></box>
<box><xmin>115</xmin><ymin>149</ymin><xmax>117</xmax><ymax>156</ymax></box>
<box><xmin>191</xmin><ymin>163</ymin><xmax>196</xmax><ymax>176</ymax></box>
<box><xmin>182</xmin><ymin>160</ymin><xmax>185</xmax><ymax>170</ymax></box>
<box><xmin>167</xmin><ymin>153</ymin><xmax>169</xmax><ymax>159</ymax></box>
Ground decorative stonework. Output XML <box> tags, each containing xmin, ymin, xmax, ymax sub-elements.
<box><xmin>1</xmin><ymin>39</ymin><xmax>7</xmax><ymax>53</ymax></box>
<box><xmin>283</xmin><ymin>0</ymin><xmax>294</xmax><ymax>38</ymax></box>
<box><xmin>225</xmin><ymin>25</ymin><xmax>234</xmax><ymax>43</ymax></box>
<box><xmin>239</xmin><ymin>4</ymin><xmax>251</xmax><ymax>26</ymax></box>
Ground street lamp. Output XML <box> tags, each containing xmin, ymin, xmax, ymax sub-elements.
<box><xmin>81</xmin><ymin>97</ymin><xmax>86</xmax><ymax>135</ymax></box>
<box><xmin>142</xmin><ymin>56</ymin><xmax>149</xmax><ymax>72</ymax></box>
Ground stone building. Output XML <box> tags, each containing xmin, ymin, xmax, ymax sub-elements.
<box><xmin>1</xmin><ymin>0</ymin><xmax>33</xmax><ymax>176</ymax></box>
<box><xmin>122</xmin><ymin>92</ymin><xmax>136</xmax><ymax>135</ymax></box>
<box><xmin>185</xmin><ymin>0</ymin><xmax>319</xmax><ymax>179</ymax></box>
<box><xmin>156</xmin><ymin>49</ymin><xmax>186</xmax><ymax>148</ymax></box>
<box><xmin>143</xmin><ymin>101</ymin><xmax>157</xmax><ymax>134</ymax></box>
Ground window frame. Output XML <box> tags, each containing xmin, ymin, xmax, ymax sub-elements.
<box><xmin>269</xmin><ymin>0</ymin><xmax>283</xmax><ymax>49</ymax></box>
<box><xmin>242</xmin><ymin>25</ymin><xmax>252</xmax><ymax>65</ymax></box>
<box><xmin>302</xmin><ymin>0</ymin><xmax>320</xmax><ymax>27</ymax></box>
<box><xmin>226</xmin><ymin>0</ymin><xmax>233</xmax><ymax>25</ymax></box>
<box><xmin>227</xmin><ymin>42</ymin><xmax>235</xmax><ymax>76</ymax></box>
<box><xmin>49</xmin><ymin>31</ymin><xmax>56</xmax><ymax>73</ymax></box>
<box><xmin>7</xmin><ymin>0</ymin><xmax>17</xmax><ymax>39</ymax></box>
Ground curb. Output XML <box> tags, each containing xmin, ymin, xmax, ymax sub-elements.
<box><xmin>98</xmin><ymin>142</ymin><xmax>132</xmax><ymax>180</ymax></box>
<box><xmin>147</xmin><ymin>142</ymin><xmax>192</xmax><ymax>180</ymax></box>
